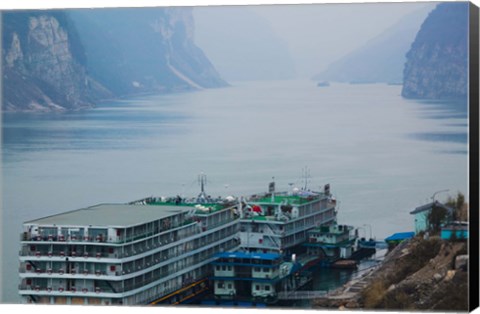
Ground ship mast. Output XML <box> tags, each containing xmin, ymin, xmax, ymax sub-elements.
<box><xmin>301</xmin><ymin>166</ymin><xmax>311</xmax><ymax>190</ymax></box>
<box><xmin>197</xmin><ymin>173</ymin><xmax>208</xmax><ymax>203</ymax></box>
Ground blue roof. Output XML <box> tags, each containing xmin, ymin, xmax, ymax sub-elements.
<box><xmin>215</xmin><ymin>251</ymin><xmax>281</xmax><ymax>261</ymax></box>
<box><xmin>385</xmin><ymin>232</ymin><xmax>415</xmax><ymax>242</ymax></box>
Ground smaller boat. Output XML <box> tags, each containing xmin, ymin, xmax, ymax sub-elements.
<box><xmin>303</xmin><ymin>223</ymin><xmax>357</xmax><ymax>267</ymax></box>
<box><xmin>357</xmin><ymin>238</ymin><xmax>376</xmax><ymax>249</ymax></box>
<box><xmin>331</xmin><ymin>259</ymin><xmax>357</xmax><ymax>269</ymax></box>
<box><xmin>316</xmin><ymin>81</ymin><xmax>330</xmax><ymax>87</ymax></box>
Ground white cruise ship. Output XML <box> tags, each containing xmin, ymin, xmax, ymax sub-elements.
<box><xmin>19</xmin><ymin>200</ymin><xmax>239</xmax><ymax>305</ymax></box>
<box><xmin>238</xmin><ymin>184</ymin><xmax>337</xmax><ymax>256</ymax></box>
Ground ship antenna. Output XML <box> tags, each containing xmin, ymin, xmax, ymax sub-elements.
<box><xmin>269</xmin><ymin>177</ymin><xmax>275</xmax><ymax>202</ymax></box>
<box><xmin>302</xmin><ymin>166</ymin><xmax>311</xmax><ymax>190</ymax></box>
<box><xmin>199</xmin><ymin>173</ymin><xmax>206</xmax><ymax>193</ymax></box>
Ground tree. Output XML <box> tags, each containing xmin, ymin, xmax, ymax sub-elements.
<box><xmin>446</xmin><ymin>192</ymin><xmax>467</xmax><ymax>221</ymax></box>
<box><xmin>427</xmin><ymin>204</ymin><xmax>448</xmax><ymax>234</ymax></box>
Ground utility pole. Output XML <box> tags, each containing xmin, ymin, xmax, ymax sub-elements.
<box><xmin>431</xmin><ymin>189</ymin><xmax>449</xmax><ymax>202</ymax></box>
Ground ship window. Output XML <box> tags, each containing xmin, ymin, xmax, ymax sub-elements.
<box><xmin>263</xmin><ymin>268</ymin><xmax>269</xmax><ymax>272</ymax></box>
<box><xmin>222</xmin><ymin>265</ymin><xmax>226</xmax><ymax>271</ymax></box>
<box><xmin>254</xmin><ymin>267</ymin><xmax>260</xmax><ymax>272</ymax></box>
<box><xmin>228</xmin><ymin>284</ymin><xmax>232</xmax><ymax>289</ymax></box>
<box><xmin>215</xmin><ymin>266</ymin><xmax>220</xmax><ymax>271</ymax></box>
<box><xmin>255</xmin><ymin>285</ymin><xmax>260</xmax><ymax>290</ymax></box>
<box><xmin>265</xmin><ymin>285</ymin><xmax>270</xmax><ymax>291</ymax></box>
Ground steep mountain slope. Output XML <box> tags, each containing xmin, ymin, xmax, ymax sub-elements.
<box><xmin>402</xmin><ymin>2</ymin><xmax>469</xmax><ymax>99</ymax></box>
<box><xmin>69</xmin><ymin>7</ymin><xmax>227</xmax><ymax>96</ymax></box>
<box><xmin>2</xmin><ymin>8</ymin><xmax>227</xmax><ymax>112</ymax></box>
<box><xmin>313</xmin><ymin>4</ymin><xmax>435</xmax><ymax>84</ymax></box>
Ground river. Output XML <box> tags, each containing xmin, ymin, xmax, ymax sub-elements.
<box><xmin>1</xmin><ymin>80</ymin><xmax>468</xmax><ymax>303</ymax></box>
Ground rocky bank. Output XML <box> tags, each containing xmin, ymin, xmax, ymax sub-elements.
<box><xmin>313</xmin><ymin>236</ymin><xmax>469</xmax><ymax>311</ymax></box>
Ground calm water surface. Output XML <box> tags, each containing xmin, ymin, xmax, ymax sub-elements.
<box><xmin>1</xmin><ymin>80</ymin><xmax>468</xmax><ymax>303</ymax></box>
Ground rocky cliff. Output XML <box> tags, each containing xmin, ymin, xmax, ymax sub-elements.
<box><xmin>402</xmin><ymin>2</ymin><xmax>469</xmax><ymax>99</ymax></box>
<box><xmin>68</xmin><ymin>7</ymin><xmax>227</xmax><ymax>96</ymax></box>
<box><xmin>2</xmin><ymin>8</ymin><xmax>227</xmax><ymax>112</ymax></box>
<box><xmin>2</xmin><ymin>11</ymin><xmax>110</xmax><ymax>111</ymax></box>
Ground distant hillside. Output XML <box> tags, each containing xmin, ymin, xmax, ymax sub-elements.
<box><xmin>402</xmin><ymin>2</ymin><xmax>469</xmax><ymax>99</ymax></box>
<box><xmin>69</xmin><ymin>8</ymin><xmax>227</xmax><ymax>96</ymax></box>
<box><xmin>2</xmin><ymin>8</ymin><xmax>226</xmax><ymax>112</ymax></box>
<box><xmin>313</xmin><ymin>4</ymin><xmax>435</xmax><ymax>84</ymax></box>
<box><xmin>194</xmin><ymin>6</ymin><xmax>296</xmax><ymax>82</ymax></box>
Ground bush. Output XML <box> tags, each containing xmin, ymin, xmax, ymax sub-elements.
<box><xmin>388</xmin><ymin>238</ymin><xmax>441</xmax><ymax>285</ymax></box>
<box><xmin>381</xmin><ymin>289</ymin><xmax>413</xmax><ymax>310</ymax></box>
<box><xmin>362</xmin><ymin>280</ymin><xmax>387</xmax><ymax>308</ymax></box>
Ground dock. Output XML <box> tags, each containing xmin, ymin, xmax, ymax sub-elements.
<box><xmin>278</xmin><ymin>290</ymin><xmax>328</xmax><ymax>300</ymax></box>
<box><xmin>312</xmin><ymin>261</ymin><xmax>382</xmax><ymax>308</ymax></box>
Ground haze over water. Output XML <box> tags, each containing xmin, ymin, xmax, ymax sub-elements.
<box><xmin>1</xmin><ymin>80</ymin><xmax>468</xmax><ymax>302</ymax></box>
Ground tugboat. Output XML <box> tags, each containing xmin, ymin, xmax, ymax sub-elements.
<box><xmin>303</xmin><ymin>223</ymin><xmax>358</xmax><ymax>268</ymax></box>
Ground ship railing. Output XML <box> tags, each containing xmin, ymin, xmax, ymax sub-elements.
<box><xmin>20</xmin><ymin>250</ymin><xmax>50</xmax><ymax>258</ymax></box>
<box><xmin>19</xmin><ymin>230</ymin><xmax>198</xmax><ymax>245</ymax></box>
<box><xmin>21</xmin><ymin>221</ymin><xmax>200</xmax><ymax>248</ymax></box>
<box><xmin>19</xmin><ymin>249</ymin><xmax>111</xmax><ymax>259</ymax></box>
<box><xmin>20</xmin><ymin>233</ymin><xmax>107</xmax><ymax>243</ymax></box>
<box><xmin>19</xmin><ymin>266</ymin><xmax>108</xmax><ymax>276</ymax></box>
<box><xmin>19</xmin><ymin>247</ymin><xmax>31</xmax><ymax>256</ymax></box>
<box><xmin>18</xmin><ymin>283</ymin><xmax>110</xmax><ymax>294</ymax></box>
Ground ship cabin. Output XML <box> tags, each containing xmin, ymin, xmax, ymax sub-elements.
<box><xmin>19</xmin><ymin>201</ymin><xmax>240</xmax><ymax>305</ymax></box>
<box><xmin>135</xmin><ymin>196</ymin><xmax>239</xmax><ymax>233</ymax></box>
<box><xmin>211</xmin><ymin>252</ymin><xmax>306</xmax><ymax>303</ymax></box>
<box><xmin>303</xmin><ymin>224</ymin><xmax>356</xmax><ymax>261</ymax></box>
<box><xmin>238</xmin><ymin>185</ymin><xmax>336</xmax><ymax>256</ymax></box>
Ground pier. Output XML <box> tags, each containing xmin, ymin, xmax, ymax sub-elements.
<box><xmin>278</xmin><ymin>290</ymin><xmax>328</xmax><ymax>300</ymax></box>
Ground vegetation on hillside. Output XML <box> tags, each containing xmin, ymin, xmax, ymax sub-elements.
<box><xmin>361</xmin><ymin>236</ymin><xmax>468</xmax><ymax>311</ymax></box>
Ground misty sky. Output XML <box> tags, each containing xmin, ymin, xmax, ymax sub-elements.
<box><xmin>195</xmin><ymin>2</ymin><xmax>437</xmax><ymax>80</ymax></box>
<box><xmin>249</xmin><ymin>2</ymin><xmax>437</xmax><ymax>78</ymax></box>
